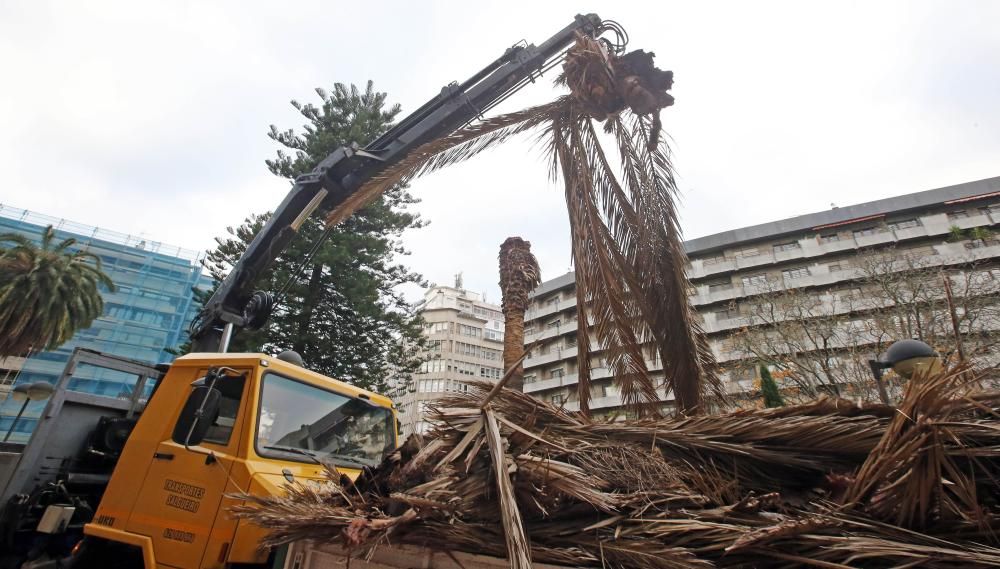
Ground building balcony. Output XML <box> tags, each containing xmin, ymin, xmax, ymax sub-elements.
<box><xmin>736</xmin><ymin>251</ymin><xmax>777</xmax><ymax>270</ymax></box>
<box><xmin>524</xmin><ymin>373</ymin><xmax>577</xmax><ymax>393</ymax></box>
<box><xmin>933</xmin><ymin>240</ymin><xmax>1000</xmax><ymax>260</ymax></box>
<box><xmin>688</xmin><ymin>257</ymin><xmax>738</xmax><ymax>280</ymax></box>
<box><xmin>805</xmin><ymin>238</ymin><xmax>861</xmax><ymax>256</ymax></box>
<box><xmin>853</xmin><ymin>230</ymin><xmax>895</xmax><ymax>248</ymax></box>
<box><xmin>688</xmin><ymin>212</ymin><xmax>998</xmax><ymax>282</ymax></box>
<box><xmin>773</xmin><ymin>246</ymin><xmax>806</xmax><ymax>263</ymax></box>
<box><xmin>526</xmin><ymin>297</ymin><xmax>578</xmax><ymax>321</ymax></box>
<box><xmin>523</xmin><ymin>367</ymin><xmax>614</xmax><ymax>393</ymax></box>
<box><xmin>951</xmin><ymin>213</ymin><xmax>995</xmax><ymax>231</ymax></box>
<box><xmin>524</xmin><ymin>345</ymin><xmax>578</xmax><ymax>368</ymax></box>
<box><xmin>525</xmin><ymin>320</ymin><xmax>578</xmax><ymax>344</ymax></box>
<box><xmin>691</xmin><ymin>284</ymin><xmax>743</xmax><ymax>306</ymax></box>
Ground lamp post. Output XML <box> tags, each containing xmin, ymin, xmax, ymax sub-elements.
<box><xmin>868</xmin><ymin>339</ymin><xmax>941</xmax><ymax>404</ymax></box>
<box><xmin>3</xmin><ymin>381</ymin><xmax>55</xmax><ymax>443</ymax></box>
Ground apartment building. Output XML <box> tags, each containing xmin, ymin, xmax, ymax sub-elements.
<box><xmin>523</xmin><ymin>176</ymin><xmax>1000</xmax><ymax>415</ymax></box>
<box><xmin>396</xmin><ymin>283</ymin><xmax>505</xmax><ymax>436</ymax></box>
<box><xmin>0</xmin><ymin>205</ymin><xmax>212</xmax><ymax>441</ymax></box>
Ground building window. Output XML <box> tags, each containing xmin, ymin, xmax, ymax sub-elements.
<box><xmin>729</xmin><ymin>366</ymin><xmax>755</xmax><ymax>382</ymax></box>
<box><xmin>546</xmin><ymin>319</ymin><xmax>561</xmax><ymax>329</ymax></box>
<box><xmin>819</xmin><ymin>233</ymin><xmax>840</xmax><ymax>243</ymax></box>
<box><xmin>773</xmin><ymin>241</ymin><xmax>800</xmax><ymax>253</ymax></box>
<box><xmin>948</xmin><ymin>210</ymin><xmax>970</xmax><ymax>220</ymax></box>
<box><xmin>426</xmin><ymin>321</ymin><xmax>451</xmax><ymax>333</ymax></box>
<box><xmin>853</xmin><ymin>227</ymin><xmax>880</xmax><ymax>238</ymax></box>
<box><xmin>707</xmin><ymin>278</ymin><xmax>731</xmax><ymax>292</ymax></box>
<box><xmin>565</xmin><ymin>335</ymin><xmax>577</xmax><ymax>347</ymax></box>
<box><xmin>479</xmin><ymin>366</ymin><xmax>502</xmax><ymax>379</ymax></box>
<box><xmin>979</xmin><ymin>204</ymin><xmax>1000</xmax><ymax>216</ymax></box>
<box><xmin>840</xmin><ymin>287</ymin><xmax>863</xmax><ymax>300</ymax></box>
<box><xmin>524</xmin><ymin>374</ymin><xmax>537</xmax><ymax>384</ymax></box>
<box><xmin>741</xmin><ymin>273</ymin><xmax>767</xmax><ymax>287</ymax></box>
<box><xmin>549</xmin><ymin>368</ymin><xmax>565</xmax><ymax>379</ymax></box>
<box><xmin>782</xmin><ymin>266</ymin><xmax>810</xmax><ymax>280</ymax></box>
<box><xmin>829</xmin><ymin>261</ymin><xmax>849</xmax><ymax>272</ymax></box>
<box><xmin>546</xmin><ymin>297</ymin><xmax>559</xmax><ymax>307</ymax></box>
<box><xmin>702</xmin><ymin>252</ymin><xmax>727</xmax><ymax>266</ymax></box>
<box><xmin>550</xmin><ymin>393</ymin><xmax>568</xmax><ymax>406</ymax></box>
<box><xmin>967</xmin><ymin>239</ymin><xmax>987</xmax><ymax>249</ymax></box>
<box><xmin>458</xmin><ymin>324</ymin><xmax>481</xmax><ymax>337</ymax></box>
<box><xmin>736</xmin><ymin>247</ymin><xmax>759</xmax><ymax>258</ymax></box>
<box><xmin>714</xmin><ymin>307</ymin><xmax>739</xmax><ymax>320</ymax></box>
<box><xmin>888</xmin><ymin>219</ymin><xmax>921</xmax><ymax>231</ymax></box>
<box><xmin>418</xmin><ymin>359</ymin><xmax>446</xmax><ymax>374</ymax></box>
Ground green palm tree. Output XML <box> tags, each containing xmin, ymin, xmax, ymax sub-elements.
<box><xmin>0</xmin><ymin>225</ymin><xmax>114</xmax><ymax>357</ymax></box>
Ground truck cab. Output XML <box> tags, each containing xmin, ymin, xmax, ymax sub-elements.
<box><xmin>80</xmin><ymin>352</ymin><xmax>397</xmax><ymax>568</ymax></box>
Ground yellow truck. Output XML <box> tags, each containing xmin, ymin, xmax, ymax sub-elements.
<box><xmin>0</xmin><ymin>13</ymin><xmax>621</xmax><ymax>568</ymax></box>
<box><xmin>78</xmin><ymin>352</ymin><xmax>395</xmax><ymax>568</ymax></box>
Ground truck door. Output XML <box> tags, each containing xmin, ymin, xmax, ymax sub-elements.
<box><xmin>124</xmin><ymin>370</ymin><xmax>249</xmax><ymax>568</ymax></box>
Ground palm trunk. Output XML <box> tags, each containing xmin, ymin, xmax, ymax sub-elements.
<box><xmin>503</xmin><ymin>311</ymin><xmax>527</xmax><ymax>391</ymax></box>
<box><xmin>498</xmin><ymin>238</ymin><xmax>540</xmax><ymax>392</ymax></box>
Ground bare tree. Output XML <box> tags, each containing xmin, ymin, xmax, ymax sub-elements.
<box><xmin>725</xmin><ymin>246</ymin><xmax>1000</xmax><ymax>404</ymax></box>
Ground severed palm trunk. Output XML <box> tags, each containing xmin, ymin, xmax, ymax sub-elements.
<box><xmin>324</xmin><ymin>37</ymin><xmax>724</xmax><ymax>416</ymax></box>
<box><xmin>498</xmin><ymin>237</ymin><xmax>540</xmax><ymax>392</ymax></box>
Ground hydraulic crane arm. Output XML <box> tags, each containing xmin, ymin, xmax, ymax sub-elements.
<box><xmin>190</xmin><ymin>13</ymin><xmax>612</xmax><ymax>352</ymax></box>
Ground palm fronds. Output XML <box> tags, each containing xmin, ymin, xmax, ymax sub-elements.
<box><xmin>324</xmin><ymin>38</ymin><xmax>717</xmax><ymax>415</ymax></box>
<box><xmin>235</xmin><ymin>366</ymin><xmax>1000</xmax><ymax>567</ymax></box>
<box><xmin>0</xmin><ymin>225</ymin><xmax>114</xmax><ymax>357</ymax></box>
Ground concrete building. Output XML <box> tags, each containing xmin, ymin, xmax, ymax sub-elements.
<box><xmin>0</xmin><ymin>357</ymin><xmax>24</xmax><ymax>403</ymax></box>
<box><xmin>522</xmin><ymin>176</ymin><xmax>1000</xmax><ymax>415</ymax></box>
<box><xmin>396</xmin><ymin>283</ymin><xmax>505</xmax><ymax>436</ymax></box>
<box><xmin>0</xmin><ymin>205</ymin><xmax>212</xmax><ymax>441</ymax></box>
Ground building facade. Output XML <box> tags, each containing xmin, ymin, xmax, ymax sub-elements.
<box><xmin>396</xmin><ymin>284</ymin><xmax>505</xmax><ymax>437</ymax></box>
<box><xmin>0</xmin><ymin>205</ymin><xmax>212</xmax><ymax>441</ymax></box>
<box><xmin>523</xmin><ymin>176</ymin><xmax>1000</xmax><ymax>415</ymax></box>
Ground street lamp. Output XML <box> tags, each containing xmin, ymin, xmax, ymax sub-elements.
<box><xmin>3</xmin><ymin>381</ymin><xmax>55</xmax><ymax>443</ymax></box>
<box><xmin>868</xmin><ymin>339</ymin><xmax>941</xmax><ymax>404</ymax></box>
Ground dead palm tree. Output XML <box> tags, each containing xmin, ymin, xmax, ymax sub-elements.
<box><xmin>325</xmin><ymin>36</ymin><xmax>723</xmax><ymax>415</ymax></box>
<box><xmin>0</xmin><ymin>225</ymin><xmax>114</xmax><ymax>357</ymax></box>
<box><xmin>498</xmin><ymin>237</ymin><xmax>540</xmax><ymax>392</ymax></box>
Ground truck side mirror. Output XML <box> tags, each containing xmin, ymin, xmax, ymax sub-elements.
<box><xmin>172</xmin><ymin>386</ymin><xmax>221</xmax><ymax>447</ymax></box>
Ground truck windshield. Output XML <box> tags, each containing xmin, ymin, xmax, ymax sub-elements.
<box><xmin>256</xmin><ymin>373</ymin><xmax>394</xmax><ymax>468</ymax></box>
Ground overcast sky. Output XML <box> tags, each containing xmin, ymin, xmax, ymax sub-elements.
<box><xmin>2</xmin><ymin>0</ymin><xmax>998</xmax><ymax>303</ymax></box>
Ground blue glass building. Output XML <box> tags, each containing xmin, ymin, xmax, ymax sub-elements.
<box><xmin>0</xmin><ymin>205</ymin><xmax>213</xmax><ymax>441</ymax></box>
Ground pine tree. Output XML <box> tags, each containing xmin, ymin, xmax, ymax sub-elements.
<box><xmin>759</xmin><ymin>364</ymin><xmax>785</xmax><ymax>408</ymax></box>
<box><xmin>203</xmin><ymin>82</ymin><xmax>426</xmax><ymax>393</ymax></box>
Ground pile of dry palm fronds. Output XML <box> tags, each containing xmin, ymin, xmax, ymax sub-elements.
<box><xmin>235</xmin><ymin>366</ymin><xmax>1000</xmax><ymax>568</ymax></box>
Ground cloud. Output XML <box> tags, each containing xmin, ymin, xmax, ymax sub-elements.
<box><xmin>1</xmin><ymin>0</ymin><xmax>998</xmax><ymax>306</ymax></box>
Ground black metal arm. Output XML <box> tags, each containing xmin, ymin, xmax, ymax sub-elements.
<box><xmin>190</xmin><ymin>13</ymin><xmax>606</xmax><ymax>352</ymax></box>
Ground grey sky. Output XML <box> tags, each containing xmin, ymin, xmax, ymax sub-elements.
<box><xmin>2</xmin><ymin>1</ymin><xmax>998</xmax><ymax>303</ymax></box>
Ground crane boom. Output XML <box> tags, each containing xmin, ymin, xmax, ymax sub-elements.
<box><xmin>190</xmin><ymin>13</ymin><xmax>607</xmax><ymax>352</ymax></box>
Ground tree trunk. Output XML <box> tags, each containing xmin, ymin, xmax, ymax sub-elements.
<box><xmin>498</xmin><ymin>238</ymin><xmax>540</xmax><ymax>392</ymax></box>
<box><xmin>293</xmin><ymin>263</ymin><xmax>325</xmax><ymax>354</ymax></box>
<box><xmin>503</xmin><ymin>311</ymin><xmax>527</xmax><ymax>391</ymax></box>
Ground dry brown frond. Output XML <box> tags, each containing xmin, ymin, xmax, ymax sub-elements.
<box><xmin>235</xmin><ymin>374</ymin><xmax>1000</xmax><ymax>567</ymax></box>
